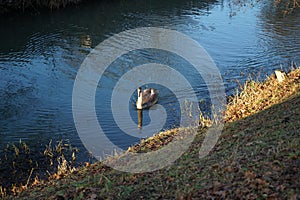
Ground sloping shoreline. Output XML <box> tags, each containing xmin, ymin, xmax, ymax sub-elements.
<box><xmin>3</xmin><ymin>67</ymin><xmax>300</xmax><ymax>199</ymax></box>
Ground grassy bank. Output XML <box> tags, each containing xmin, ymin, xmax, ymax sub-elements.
<box><xmin>3</xmin><ymin>67</ymin><xmax>300</xmax><ymax>199</ymax></box>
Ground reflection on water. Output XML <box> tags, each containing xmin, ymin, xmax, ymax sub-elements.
<box><xmin>80</xmin><ymin>35</ymin><xmax>92</xmax><ymax>48</ymax></box>
<box><xmin>0</xmin><ymin>0</ymin><xmax>299</xmax><ymax>162</ymax></box>
<box><xmin>137</xmin><ymin>109</ymin><xmax>143</xmax><ymax>129</ymax></box>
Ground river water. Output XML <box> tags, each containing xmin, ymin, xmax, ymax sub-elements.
<box><xmin>0</xmin><ymin>0</ymin><xmax>299</xmax><ymax>162</ymax></box>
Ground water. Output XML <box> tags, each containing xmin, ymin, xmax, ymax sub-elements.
<box><xmin>0</xmin><ymin>0</ymin><xmax>299</xmax><ymax>162</ymax></box>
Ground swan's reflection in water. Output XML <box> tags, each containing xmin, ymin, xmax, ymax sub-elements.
<box><xmin>134</xmin><ymin>104</ymin><xmax>167</xmax><ymax>137</ymax></box>
<box><xmin>137</xmin><ymin>109</ymin><xmax>143</xmax><ymax>129</ymax></box>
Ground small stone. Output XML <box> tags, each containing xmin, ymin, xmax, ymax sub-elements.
<box><xmin>274</xmin><ymin>70</ymin><xmax>286</xmax><ymax>82</ymax></box>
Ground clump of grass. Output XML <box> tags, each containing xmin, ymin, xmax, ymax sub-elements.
<box><xmin>0</xmin><ymin>140</ymin><xmax>37</xmax><ymax>191</ymax></box>
<box><xmin>225</xmin><ymin>67</ymin><xmax>300</xmax><ymax>122</ymax></box>
<box><xmin>0</xmin><ymin>139</ymin><xmax>78</xmax><ymax>197</ymax></box>
<box><xmin>0</xmin><ymin>185</ymin><xmax>7</xmax><ymax>198</ymax></box>
<box><xmin>49</xmin><ymin>155</ymin><xmax>76</xmax><ymax>180</ymax></box>
<box><xmin>44</xmin><ymin>140</ymin><xmax>77</xmax><ymax>167</ymax></box>
<box><xmin>10</xmin><ymin>168</ymin><xmax>34</xmax><ymax>196</ymax></box>
<box><xmin>44</xmin><ymin>140</ymin><xmax>78</xmax><ymax>180</ymax></box>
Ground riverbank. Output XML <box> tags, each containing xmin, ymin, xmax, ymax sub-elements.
<box><xmin>0</xmin><ymin>0</ymin><xmax>89</xmax><ymax>15</ymax></box>
<box><xmin>2</xmin><ymin>66</ymin><xmax>300</xmax><ymax>199</ymax></box>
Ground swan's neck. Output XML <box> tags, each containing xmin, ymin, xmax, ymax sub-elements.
<box><xmin>136</xmin><ymin>90</ymin><xmax>143</xmax><ymax>110</ymax></box>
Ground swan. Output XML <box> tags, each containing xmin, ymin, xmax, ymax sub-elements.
<box><xmin>136</xmin><ymin>87</ymin><xmax>158</xmax><ymax>110</ymax></box>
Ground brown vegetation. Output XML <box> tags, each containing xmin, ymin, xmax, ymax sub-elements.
<box><xmin>226</xmin><ymin>67</ymin><xmax>300</xmax><ymax>122</ymax></box>
<box><xmin>0</xmin><ymin>0</ymin><xmax>85</xmax><ymax>14</ymax></box>
<box><xmin>274</xmin><ymin>0</ymin><xmax>300</xmax><ymax>15</ymax></box>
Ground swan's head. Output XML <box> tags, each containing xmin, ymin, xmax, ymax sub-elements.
<box><xmin>137</xmin><ymin>87</ymin><xmax>142</xmax><ymax>97</ymax></box>
<box><xmin>151</xmin><ymin>88</ymin><xmax>156</xmax><ymax>95</ymax></box>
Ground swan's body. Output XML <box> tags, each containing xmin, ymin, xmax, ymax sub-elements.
<box><xmin>136</xmin><ymin>87</ymin><xmax>158</xmax><ymax>110</ymax></box>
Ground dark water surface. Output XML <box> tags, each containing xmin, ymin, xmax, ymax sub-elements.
<box><xmin>0</xmin><ymin>0</ymin><xmax>299</xmax><ymax>162</ymax></box>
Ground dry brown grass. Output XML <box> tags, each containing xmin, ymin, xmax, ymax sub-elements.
<box><xmin>225</xmin><ymin>67</ymin><xmax>300</xmax><ymax>122</ymax></box>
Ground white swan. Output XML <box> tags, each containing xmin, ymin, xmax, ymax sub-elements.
<box><xmin>136</xmin><ymin>87</ymin><xmax>158</xmax><ymax>110</ymax></box>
